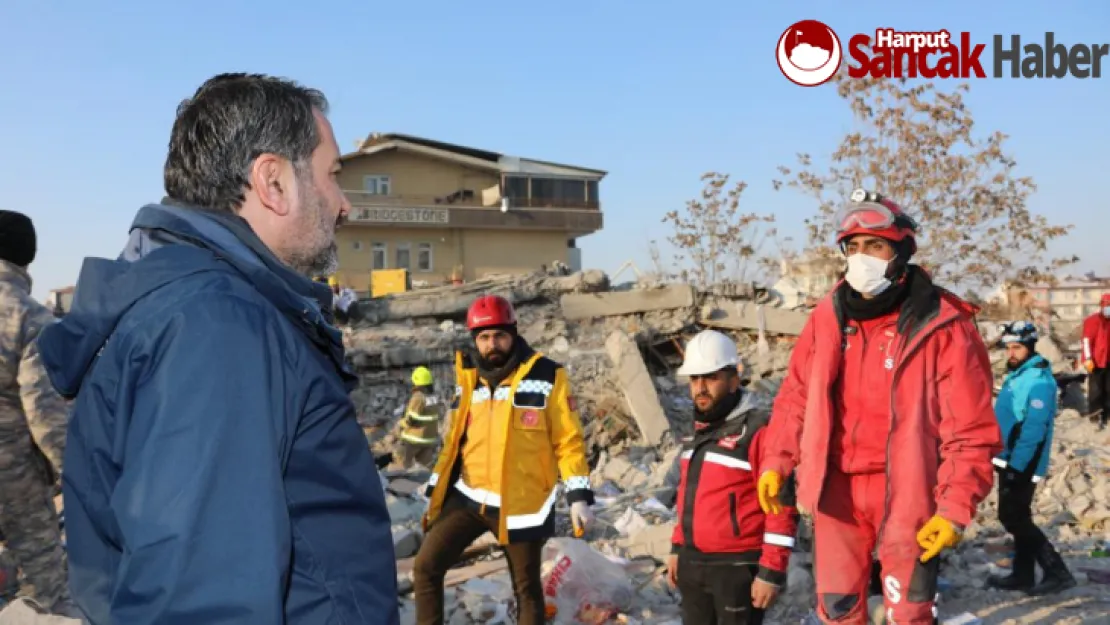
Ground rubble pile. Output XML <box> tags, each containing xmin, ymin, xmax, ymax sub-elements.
<box><xmin>344</xmin><ymin>271</ymin><xmax>1110</xmax><ymax>625</ymax></box>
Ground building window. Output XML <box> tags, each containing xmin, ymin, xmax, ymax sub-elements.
<box><xmin>363</xmin><ymin>175</ymin><xmax>391</xmax><ymax>196</ymax></box>
<box><xmin>371</xmin><ymin>243</ymin><xmax>387</xmax><ymax>270</ymax></box>
<box><xmin>395</xmin><ymin>243</ymin><xmax>411</xmax><ymax>271</ymax></box>
<box><xmin>417</xmin><ymin>243</ymin><xmax>433</xmax><ymax>272</ymax></box>
<box><xmin>587</xmin><ymin>180</ymin><xmax>599</xmax><ymax>205</ymax></box>
<box><xmin>352</xmin><ymin>240</ymin><xmax>363</xmax><ymax>251</ymax></box>
<box><xmin>504</xmin><ymin>175</ymin><xmax>529</xmax><ymax>199</ymax></box>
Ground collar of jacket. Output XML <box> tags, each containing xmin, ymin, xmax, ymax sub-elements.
<box><xmin>1006</xmin><ymin>353</ymin><xmax>1049</xmax><ymax>380</ymax></box>
<box><xmin>693</xmin><ymin>390</ymin><xmax>770</xmax><ymax>441</ymax></box>
<box><xmin>0</xmin><ymin>259</ymin><xmax>31</xmax><ymax>292</ymax></box>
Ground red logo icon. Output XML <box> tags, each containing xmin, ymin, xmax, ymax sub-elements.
<box><xmin>776</xmin><ymin>20</ymin><xmax>842</xmax><ymax>87</ymax></box>
<box><xmin>521</xmin><ymin>410</ymin><xmax>540</xmax><ymax>427</ymax></box>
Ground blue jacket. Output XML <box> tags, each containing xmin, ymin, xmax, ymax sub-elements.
<box><xmin>993</xmin><ymin>353</ymin><xmax>1057</xmax><ymax>481</ymax></box>
<box><xmin>37</xmin><ymin>203</ymin><xmax>398</xmax><ymax>625</ymax></box>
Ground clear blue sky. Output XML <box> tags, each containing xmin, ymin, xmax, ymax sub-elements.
<box><xmin>2</xmin><ymin>1</ymin><xmax>1107</xmax><ymax>301</ymax></box>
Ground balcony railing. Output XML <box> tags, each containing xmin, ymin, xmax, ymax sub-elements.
<box><xmin>345</xmin><ymin>204</ymin><xmax>602</xmax><ymax>233</ymax></box>
<box><xmin>343</xmin><ymin>191</ymin><xmax>600</xmax><ymax>211</ymax></box>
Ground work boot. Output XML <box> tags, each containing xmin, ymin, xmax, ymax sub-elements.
<box><xmin>987</xmin><ymin>541</ymin><xmax>1035</xmax><ymax>591</ymax></box>
<box><xmin>1026</xmin><ymin>542</ymin><xmax>1076</xmax><ymax>596</ymax></box>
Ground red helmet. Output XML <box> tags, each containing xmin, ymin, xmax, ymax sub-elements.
<box><xmin>1100</xmin><ymin>293</ymin><xmax>1110</xmax><ymax>308</ymax></box>
<box><xmin>466</xmin><ymin>295</ymin><xmax>517</xmax><ymax>331</ymax></box>
<box><xmin>835</xmin><ymin>189</ymin><xmax>918</xmax><ymax>254</ymax></box>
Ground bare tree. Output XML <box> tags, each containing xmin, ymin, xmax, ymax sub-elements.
<box><xmin>773</xmin><ymin>70</ymin><xmax>1076</xmax><ymax>293</ymax></box>
<box><xmin>661</xmin><ymin>172</ymin><xmax>777</xmax><ymax>288</ymax></box>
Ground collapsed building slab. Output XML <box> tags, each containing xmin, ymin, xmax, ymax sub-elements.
<box><xmin>560</xmin><ymin>284</ymin><xmax>695</xmax><ymax>320</ymax></box>
<box><xmin>605</xmin><ymin>330</ymin><xmax>671</xmax><ymax>447</ymax></box>
<box><xmin>698</xmin><ymin>298</ymin><xmax>808</xmax><ymax>336</ymax></box>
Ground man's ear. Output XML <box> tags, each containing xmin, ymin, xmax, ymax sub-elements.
<box><xmin>251</xmin><ymin>154</ymin><xmax>293</xmax><ymax>217</ymax></box>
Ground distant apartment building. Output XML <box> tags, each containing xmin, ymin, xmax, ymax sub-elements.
<box><xmin>771</xmin><ymin>251</ymin><xmax>843</xmax><ymax>308</ymax></box>
<box><xmin>45</xmin><ymin>285</ymin><xmax>74</xmax><ymax>316</ymax></box>
<box><xmin>1004</xmin><ymin>274</ymin><xmax>1110</xmax><ymax>336</ymax></box>
<box><xmin>333</xmin><ymin>133</ymin><xmax>606</xmax><ymax>293</ymax></box>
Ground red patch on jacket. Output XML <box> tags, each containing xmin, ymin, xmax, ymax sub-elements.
<box><xmin>718</xmin><ymin>434</ymin><xmax>742</xmax><ymax>450</ymax></box>
<box><xmin>521</xmin><ymin>410</ymin><xmax>540</xmax><ymax>427</ymax></box>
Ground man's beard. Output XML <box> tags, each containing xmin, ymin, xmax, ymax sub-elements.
<box><xmin>1006</xmin><ymin>357</ymin><xmax>1026</xmax><ymax>371</ymax></box>
<box><xmin>284</xmin><ymin>176</ymin><xmax>342</xmax><ymax>278</ymax></box>
<box><xmin>479</xmin><ymin>347</ymin><xmax>511</xmax><ymax>368</ymax></box>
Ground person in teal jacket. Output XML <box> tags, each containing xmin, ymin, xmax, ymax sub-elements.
<box><xmin>988</xmin><ymin>321</ymin><xmax>1076</xmax><ymax>595</ymax></box>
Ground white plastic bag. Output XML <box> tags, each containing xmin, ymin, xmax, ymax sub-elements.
<box><xmin>542</xmin><ymin>538</ymin><xmax>633</xmax><ymax>624</ymax></box>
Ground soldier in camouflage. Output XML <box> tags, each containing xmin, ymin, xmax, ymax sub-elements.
<box><xmin>0</xmin><ymin>210</ymin><xmax>72</xmax><ymax>614</ymax></box>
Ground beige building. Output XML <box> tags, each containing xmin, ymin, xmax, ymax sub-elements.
<box><xmin>333</xmin><ymin>133</ymin><xmax>605</xmax><ymax>292</ymax></box>
<box><xmin>46</xmin><ymin>285</ymin><xmax>74</xmax><ymax>314</ymax></box>
<box><xmin>771</xmin><ymin>251</ymin><xmax>843</xmax><ymax>308</ymax></box>
<box><xmin>1004</xmin><ymin>274</ymin><xmax>1110</xmax><ymax>336</ymax></box>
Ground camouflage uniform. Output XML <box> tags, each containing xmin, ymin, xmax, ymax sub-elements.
<box><xmin>0</xmin><ymin>260</ymin><xmax>70</xmax><ymax>611</ymax></box>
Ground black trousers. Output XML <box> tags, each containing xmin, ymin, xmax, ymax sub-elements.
<box><xmin>676</xmin><ymin>553</ymin><xmax>764</xmax><ymax>625</ymax></box>
<box><xmin>1089</xmin><ymin>367</ymin><xmax>1110</xmax><ymax>425</ymax></box>
<box><xmin>998</xmin><ymin>477</ymin><xmax>1048</xmax><ymax>552</ymax></box>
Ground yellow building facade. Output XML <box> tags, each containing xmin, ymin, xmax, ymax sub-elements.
<box><xmin>332</xmin><ymin>134</ymin><xmax>605</xmax><ymax>293</ymax></box>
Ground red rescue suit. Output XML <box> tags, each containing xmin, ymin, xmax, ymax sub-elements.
<box><xmin>671</xmin><ymin>397</ymin><xmax>798</xmax><ymax>584</ymax></box>
<box><xmin>764</xmin><ymin>281</ymin><xmax>1001</xmax><ymax>624</ymax></box>
<box><xmin>1082</xmin><ymin>295</ymin><xmax>1110</xmax><ymax>369</ymax></box>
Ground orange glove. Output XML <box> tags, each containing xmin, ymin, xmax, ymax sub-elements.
<box><xmin>757</xmin><ymin>470</ymin><xmax>784</xmax><ymax>515</ymax></box>
<box><xmin>916</xmin><ymin>515</ymin><xmax>961</xmax><ymax>562</ymax></box>
<box><xmin>1085</xmin><ymin>359</ymin><xmax>1096</xmax><ymax>373</ymax></box>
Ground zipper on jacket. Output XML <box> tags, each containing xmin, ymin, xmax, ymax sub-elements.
<box><xmin>681</xmin><ymin>441</ymin><xmax>711</xmax><ymax>550</ymax></box>
<box><xmin>728</xmin><ymin>492</ymin><xmax>740</xmax><ymax>537</ymax></box>
<box><xmin>847</xmin><ymin>323</ymin><xmax>868</xmax><ymax>471</ymax></box>
<box><xmin>877</xmin><ymin>313</ymin><xmax>958</xmax><ymax>545</ymax></box>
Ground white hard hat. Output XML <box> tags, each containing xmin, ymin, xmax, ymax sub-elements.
<box><xmin>676</xmin><ymin>330</ymin><xmax>739</xmax><ymax>377</ymax></box>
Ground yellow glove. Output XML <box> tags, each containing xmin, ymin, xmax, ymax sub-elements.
<box><xmin>1085</xmin><ymin>360</ymin><xmax>1096</xmax><ymax>373</ymax></box>
<box><xmin>916</xmin><ymin>515</ymin><xmax>961</xmax><ymax>563</ymax></box>
<box><xmin>757</xmin><ymin>470</ymin><xmax>784</xmax><ymax>515</ymax></box>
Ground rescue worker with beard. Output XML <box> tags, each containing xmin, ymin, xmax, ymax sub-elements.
<box><xmin>988</xmin><ymin>321</ymin><xmax>1076</xmax><ymax>594</ymax></box>
<box><xmin>666</xmin><ymin>330</ymin><xmax>798</xmax><ymax>625</ymax></box>
<box><xmin>757</xmin><ymin>189</ymin><xmax>1001</xmax><ymax>625</ymax></box>
<box><xmin>1081</xmin><ymin>294</ymin><xmax>1110</xmax><ymax>430</ymax></box>
<box><xmin>414</xmin><ymin>295</ymin><xmax>594</xmax><ymax>625</ymax></box>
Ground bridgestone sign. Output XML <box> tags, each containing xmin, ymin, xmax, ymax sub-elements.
<box><xmin>357</xmin><ymin>208</ymin><xmax>450</xmax><ymax>225</ymax></box>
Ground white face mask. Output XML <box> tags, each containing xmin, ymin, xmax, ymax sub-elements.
<box><xmin>844</xmin><ymin>253</ymin><xmax>892</xmax><ymax>296</ymax></box>
<box><xmin>1103</xmin><ymin>306</ymin><xmax>1110</xmax><ymax>317</ymax></box>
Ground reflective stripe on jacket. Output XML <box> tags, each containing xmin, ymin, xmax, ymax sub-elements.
<box><xmin>424</xmin><ymin>348</ymin><xmax>593</xmax><ymax>544</ymax></box>
<box><xmin>400</xmin><ymin>389</ymin><xmax>441</xmax><ymax>446</ymax></box>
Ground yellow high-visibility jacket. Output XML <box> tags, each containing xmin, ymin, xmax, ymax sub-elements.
<box><xmin>424</xmin><ymin>348</ymin><xmax>593</xmax><ymax>544</ymax></box>
<box><xmin>399</xmin><ymin>389</ymin><xmax>442</xmax><ymax>446</ymax></box>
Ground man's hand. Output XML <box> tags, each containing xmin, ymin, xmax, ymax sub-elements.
<box><xmin>916</xmin><ymin>515</ymin><xmax>961</xmax><ymax>563</ymax></box>
<box><xmin>666</xmin><ymin>554</ymin><xmax>679</xmax><ymax>588</ymax></box>
<box><xmin>570</xmin><ymin>501</ymin><xmax>594</xmax><ymax>536</ymax></box>
<box><xmin>757</xmin><ymin>471</ymin><xmax>783</xmax><ymax>515</ymax></box>
<box><xmin>751</xmin><ymin>578</ymin><xmax>780</xmax><ymax>609</ymax></box>
<box><xmin>1085</xmin><ymin>359</ymin><xmax>1096</xmax><ymax>373</ymax></box>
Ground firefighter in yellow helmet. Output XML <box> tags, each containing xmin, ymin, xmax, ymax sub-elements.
<box><xmin>399</xmin><ymin>366</ymin><xmax>443</xmax><ymax>469</ymax></box>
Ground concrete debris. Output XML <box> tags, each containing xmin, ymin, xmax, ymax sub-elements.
<box><xmin>561</xmin><ymin>285</ymin><xmax>695</xmax><ymax>321</ymax></box>
<box><xmin>338</xmin><ymin>270</ymin><xmax>1110</xmax><ymax>624</ymax></box>
<box><xmin>606</xmin><ymin>330</ymin><xmax>671</xmax><ymax>447</ymax></box>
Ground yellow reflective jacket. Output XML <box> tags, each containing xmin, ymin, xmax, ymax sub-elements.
<box><xmin>400</xmin><ymin>389</ymin><xmax>442</xmax><ymax>446</ymax></box>
<box><xmin>424</xmin><ymin>347</ymin><xmax>593</xmax><ymax>544</ymax></box>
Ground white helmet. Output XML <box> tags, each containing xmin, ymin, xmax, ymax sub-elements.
<box><xmin>676</xmin><ymin>330</ymin><xmax>739</xmax><ymax>377</ymax></box>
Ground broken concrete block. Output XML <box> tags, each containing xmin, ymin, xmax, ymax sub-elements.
<box><xmin>393</xmin><ymin>528</ymin><xmax>421</xmax><ymax>558</ymax></box>
<box><xmin>698</xmin><ymin>298</ymin><xmax>808</xmax><ymax>336</ymax></box>
<box><xmin>618</xmin><ymin>523</ymin><xmax>674</xmax><ymax>560</ymax></box>
<box><xmin>561</xmin><ymin>285</ymin><xmax>695</xmax><ymax>320</ymax></box>
<box><xmin>605</xmin><ymin>330</ymin><xmax>670</xmax><ymax>447</ymax></box>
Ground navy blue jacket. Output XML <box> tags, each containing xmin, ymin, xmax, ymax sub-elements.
<box><xmin>993</xmin><ymin>353</ymin><xmax>1057</xmax><ymax>481</ymax></box>
<box><xmin>37</xmin><ymin>203</ymin><xmax>398</xmax><ymax>625</ymax></box>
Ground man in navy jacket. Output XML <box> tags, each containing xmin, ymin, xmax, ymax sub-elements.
<box><xmin>988</xmin><ymin>321</ymin><xmax>1075</xmax><ymax>596</ymax></box>
<box><xmin>37</xmin><ymin>74</ymin><xmax>398</xmax><ymax>624</ymax></box>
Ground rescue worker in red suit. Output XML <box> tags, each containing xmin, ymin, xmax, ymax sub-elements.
<box><xmin>666</xmin><ymin>330</ymin><xmax>798</xmax><ymax>625</ymax></box>
<box><xmin>756</xmin><ymin>189</ymin><xmax>1002</xmax><ymax>625</ymax></box>
<box><xmin>1081</xmin><ymin>294</ymin><xmax>1110</xmax><ymax>430</ymax></box>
